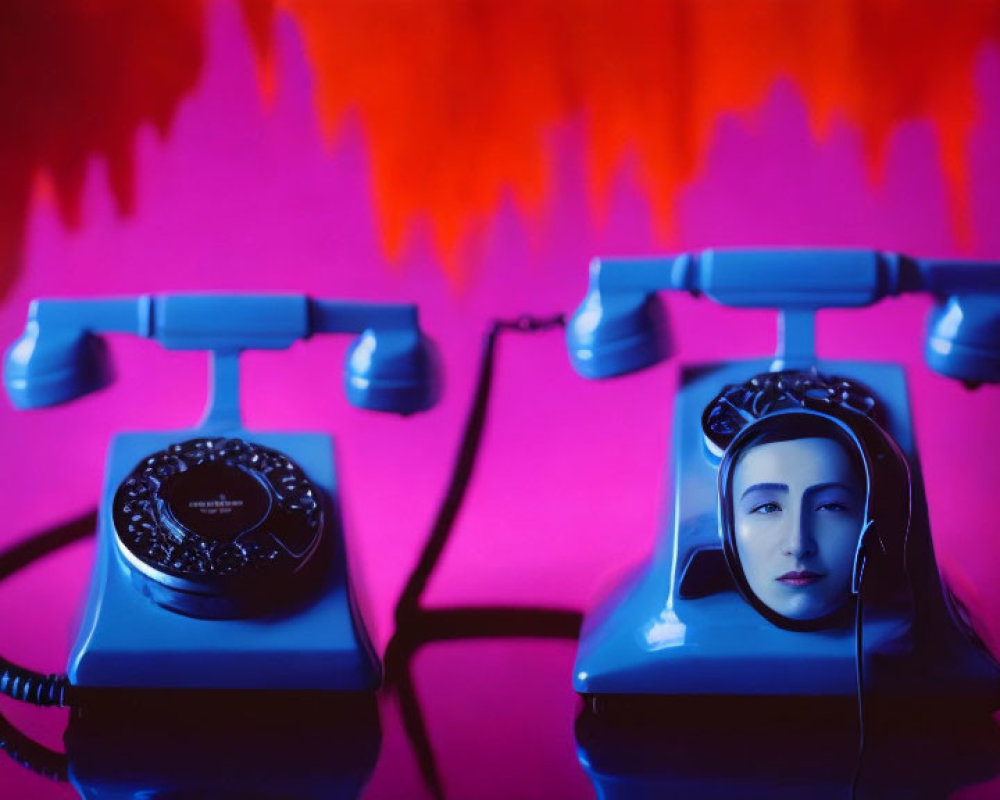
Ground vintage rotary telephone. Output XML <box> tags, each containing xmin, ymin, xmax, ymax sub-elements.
<box><xmin>2</xmin><ymin>294</ymin><xmax>438</xmax><ymax>696</ymax></box>
<box><xmin>565</xmin><ymin>249</ymin><xmax>1000</xmax><ymax>704</ymax></box>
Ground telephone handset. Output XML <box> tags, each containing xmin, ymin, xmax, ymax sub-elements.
<box><xmin>3</xmin><ymin>294</ymin><xmax>439</xmax><ymax>692</ymax></box>
<box><xmin>5</xmin><ymin>294</ymin><xmax>437</xmax><ymax>416</ymax></box>
<box><xmin>567</xmin><ymin>248</ymin><xmax>1000</xmax><ymax>383</ymax></box>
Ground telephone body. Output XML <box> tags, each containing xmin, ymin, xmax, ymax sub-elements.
<box><xmin>566</xmin><ymin>249</ymin><xmax>1000</xmax><ymax>702</ymax></box>
<box><xmin>4</xmin><ymin>294</ymin><xmax>438</xmax><ymax>692</ymax></box>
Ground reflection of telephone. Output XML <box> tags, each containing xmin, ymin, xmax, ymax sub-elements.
<box><xmin>3</xmin><ymin>294</ymin><xmax>438</xmax><ymax>693</ymax></box>
<box><xmin>566</xmin><ymin>250</ymin><xmax>1000</xmax><ymax>704</ymax></box>
<box><xmin>575</xmin><ymin>696</ymin><xmax>1000</xmax><ymax>799</ymax></box>
<box><xmin>65</xmin><ymin>693</ymin><xmax>381</xmax><ymax>799</ymax></box>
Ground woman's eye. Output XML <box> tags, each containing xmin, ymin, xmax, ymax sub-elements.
<box><xmin>750</xmin><ymin>502</ymin><xmax>780</xmax><ymax>514</ymax></box>
<box><xmin>817</xmin><ymin>502</ymin><xmax>848</xmax><ymax>512</ymax></box>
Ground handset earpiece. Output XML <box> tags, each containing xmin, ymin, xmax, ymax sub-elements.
<box><xmin>345</xmin><ymin>326</ymin><xmax>440</xmax><ymax>413</ymax></box>
<box><xmin>3</xmin><ymin>297</ymin><xmax>142</xmax><ymax>408</ymax></box>
<box><xmin>925</xmin><ymin>293</ymin><xmax>1000</xmax><ymax>386</ymax></box>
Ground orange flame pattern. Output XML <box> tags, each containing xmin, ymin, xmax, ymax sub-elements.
<box><xmin>1</xmin><ymin>1</ymin><xmax>999</xmax><ymax>298</ymax></box>
<box><xmin>266</xmin><ymin>0</ymin><xmax>1000</xmax><ymax>279</ymax></box>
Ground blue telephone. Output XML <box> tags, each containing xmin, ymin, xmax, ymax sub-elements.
<box><xmin>3</xmin><ymin>294</ymin><xmax>438</xmax><ymax>693</ymax></box>
<box><xmin>566</xmin><ymin>249</ymin><xmax>1000</xmax><ymax>704</ymax></box>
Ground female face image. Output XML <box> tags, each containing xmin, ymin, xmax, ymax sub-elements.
<box><xmin>732</xmin><ymin>436</ymin><xmax>864</xmax><ymax>621</ymax></box>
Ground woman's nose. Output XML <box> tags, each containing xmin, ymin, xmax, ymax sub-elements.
<box><xmin>781</xmin><ymin>511</ymin><xmax>817</xmax><ymax>558</ymax></box>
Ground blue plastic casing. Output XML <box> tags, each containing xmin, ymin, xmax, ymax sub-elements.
<box><xmin>567</xmin><ymin>249</ymin><xmax>1000</xmax><ymax>382</ymax></box>
<box><xmin>567</xmin><ymin>249</ymin><xmax>1000</xmax><ymax>701</ymax></box>
<box><xmin>4</xmin><ymin>295</ymin><xmax>438</xmax><ymax>414</ymax></box>
<box><xmin>345</xmin><ymin>327</ymin><xmax>440</xmax><ymax>413</ymax></box>
<box><xmin>69</xmin><ymin>428</ymin><xmax>380</xmax><ymax>690</ymax></box>
<box><xmin>926</xmin><ymin>294</ymin><xmax>1000</xmax><ymax>384</ymax></box>
<box><xmin>573</xmin><ymin>359</ymin><xmax>923</xmax><ymax>697</ymax></box>
<box><xmin>567</xmin><ymin>259</ymin><xmax>671</xmax><ymax>379</ymax></box>
<box><xmin>3</xmin><ymin>294</ymin><xmax>439</xmax><ymax>692</ymax></box>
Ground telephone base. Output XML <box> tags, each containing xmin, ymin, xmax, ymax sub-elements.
<box><xmin>67</xmin><ymin>431</ymin><xmax>380</xmax><ymax>691</ymax></box>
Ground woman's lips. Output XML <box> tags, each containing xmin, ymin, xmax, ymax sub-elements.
<box><xmin>777</xmin><ymin>570</ymin><xmax>823</xmax><ymax>587</ymax></box>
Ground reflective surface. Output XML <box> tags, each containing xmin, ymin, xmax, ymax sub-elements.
<box><xmin>4</xmin><ymin>634</ymin><xmax>1000</xmax><ymax>799</ymax></box>
<box><xmin>65</xmin><ymin>692</ymin><xmax>380</xmax><ymax>799</ymax></box>
<box><xmin>577</xmin><ymin>697</ymin><xmax>1000</xmax><ymax>800</ymax></box>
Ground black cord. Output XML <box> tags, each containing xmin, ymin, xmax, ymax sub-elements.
<box><xmin>0</xmin><ymin>510</ymin><xmax>95</xmax><ymax>781</ymax></box>
<box><xmin>0</xmin><ymin>510</ymin><xmax>95</xmax><ymax>708</ymax></box>
<box><xmin>392</xmin><ymin>606</ymin><xmax>582</xmax><ymax>645</ymax></box>
<box><xmin>0</xmin><ymin>712</ymin><xmax>69</xmax><ymax>783</ymax></box>
<box><xmin>0</xmin><ymin>661</ymin><xmax>70</xmax><ymax>708</ymax></box>
<box><xmin>850</xmin><ymin>562</ymin><xmax>867</xmax><ymax>799</ymax></box>
<box><xmin>0</xmin><ymin>510</ymin><xmax>96</xmax><ymax>583</ymax></box>
<box><xmin>386</xmin><ymin>605</ymin><xmax>582</xmax><ymax>800</ymax></box>
<box><xmin>394</xmin><ymin>314</ymin><xmax>565</xmax><ymax>624</ymax></box>
<box><xmin>392</xmin><ymin>655</ymin><xmax>447</xmax><ymax>800</ymax></box>
<box><xmin>385</xmin><ymin>314</ymin><xmax>573</xmax><ymax>799</ymax></box>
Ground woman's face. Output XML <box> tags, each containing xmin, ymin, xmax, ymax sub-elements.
<box><xmin>732</xmin><ymin>437</ymin><xmax>864</xmax><ymax>621</ymax></box>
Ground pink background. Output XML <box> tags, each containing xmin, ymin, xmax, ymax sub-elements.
<box><xmin>1</xmin><ymin>2</ymin><xmax>999</xmax><ymax>798</ymax></box>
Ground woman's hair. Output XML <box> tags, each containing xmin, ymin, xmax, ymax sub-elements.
<box><xmin>731</xmin><ymin>414</ymin><xmax>866</xmax><ymax>490</ymax></box>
